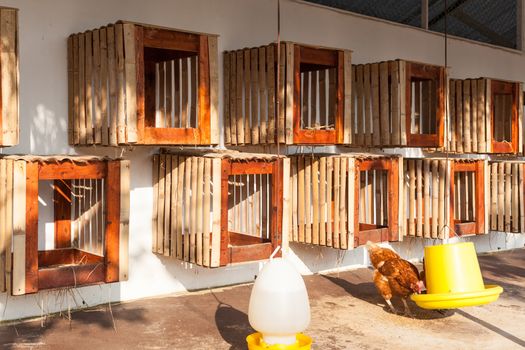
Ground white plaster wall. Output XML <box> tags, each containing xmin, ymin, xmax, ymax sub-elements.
<box><xmin>0</xmin><ymin>0</ymin><xmax>524</xmax><ymax>321</ymax></box>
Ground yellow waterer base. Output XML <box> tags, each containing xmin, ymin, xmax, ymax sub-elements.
<box><xmin>246</xmin><ymin>333</ymin><xmax>312</xmax><ymax>350</ymax></box>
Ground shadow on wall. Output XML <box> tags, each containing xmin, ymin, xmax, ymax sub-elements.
<box><xmin>30</xmin><ymin>104</ymin><xmax>70</xmax><ymax>155</ymax></box>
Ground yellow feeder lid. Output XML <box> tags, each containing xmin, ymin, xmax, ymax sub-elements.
<box><xmin>411</xmin><ymin>284</ymin><xmax>503</xmax><ymax>309</ymax></box>
<box><xmin>246</xmin><ymin>333</ymin><xmax>312</xmax><ymax>350</ymax></box>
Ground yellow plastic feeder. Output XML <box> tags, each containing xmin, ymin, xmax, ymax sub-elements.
<box><xmin>411</xmin><ymin>242</ymin><xmax>503</xmax><ymax>309</ymax></box>
<box><xmin>247</xmin><ymin>333</ymin><xmax>312</xmax><ymax>350</ymax></box>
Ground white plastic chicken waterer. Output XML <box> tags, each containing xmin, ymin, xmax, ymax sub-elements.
<box><xmin>247</xmin><ymin>258</ymin><xmax>312</xmax><ymax>349</ymax></box>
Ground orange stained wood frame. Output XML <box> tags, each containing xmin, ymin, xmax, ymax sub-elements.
<box><xmin>491</xmin><ymin>80</ymin><xmax>519</xmax><ymax>154</ymax></box>
<box><xmin>24</xmin><ymin>160</ymin><xmax>121</xmax><ymax>293</ymax></box>
<box><xmin>135</xmin><ymin>26</ymin><xmax>211</xmax><ymax>145</ymax></box>
<box><xmin>219</xmin><ymin>159</ymin><xmax>282</xmax><ymax>265</ymax></box>
<box><xmin>354</xmin><ymin>158</ymin><xmax>399</xmax><ymax>247</ymax></box>
<box><xmin>293</xmin><ymin>45</ymin><xmax>344</xmax><ymax>144</ymax></box>
<box><xmin>405</xmin><ymin>62</ymin><xmax>445</xmax><ymax>148</ymax></box>
<box><xmin>449</xmin><ymin>161</ymin><xmax>485</xmax><ymax>236</ymax></box>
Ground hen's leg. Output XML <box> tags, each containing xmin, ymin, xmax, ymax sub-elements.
<box><xmin>385</xmin><ymin>299</ymin><xmax>397</xmax><ymax>314</ymax></box>
<box><xmin>402</xmin><ymin>298</ymin><xmax>413</xmax><ymax>318</ymax></box>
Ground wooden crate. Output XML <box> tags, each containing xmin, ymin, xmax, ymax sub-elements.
<box><xmin>403</xmin><ymin>158</ymin><xmax>487</xmax><ymax>239</ymax></box>
<box><xmin>288</xmin><ymin>154</ymin><xmax>402</xmax><ymax>249</ymax></box>
<box><xmin>68</xmin><ymin>21</ymin><xmax>219</xmax><ymax>146</ymax></box>
<box><xmin>0</xmin><ymin>156</ymin><xmax>129</xmax><ymax>295</ymax></box>
<box><xmin>152</xmin><ymin>151</ymin><xmax>288</xmax><ymax>267</ymax></box>
<box><xmin>223</xmin><ymin>42</ymin><xmax>352</xmax><ymax>145</ymax></box>
<box><xmin>350</xmin><ymin>60</ymin><xmax>445</xmax><ymax>148</ymax></box>
<box><xmin>449</xmin><ymin>78</ymin><xmax>522</xmax><ymax>154</ymax></box>
<box><xmin>0</xmin><ymin>7</ymin><xmax>19</xmax><ymax>147</ymax></box>
<box><xmin>488</xmin><ymin>161</ymin><xmax>525</xmax><ymax>233</ymax></box>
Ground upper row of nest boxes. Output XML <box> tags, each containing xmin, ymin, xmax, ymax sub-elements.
<box><xmin>0</xmin><ymin>16</ymin><xmax>522</xmax><ymax>153</ymax></box>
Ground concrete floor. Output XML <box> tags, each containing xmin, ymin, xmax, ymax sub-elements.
<box><xmin>0</xmin><ymin>248</ymin><xmax>524</xmax><ymax>350</ymax></box>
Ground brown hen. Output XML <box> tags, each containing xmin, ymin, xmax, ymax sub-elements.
<box><xmin>366</xmin><ymin>241</ymin><xmax>424</xmax><ymax>316</ymax></box>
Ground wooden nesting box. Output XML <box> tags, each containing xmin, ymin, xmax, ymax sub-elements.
<box><xmin>0</xmin><ymin>7</ymin><xmax>19</xmax><ymax>147</ymax></box>
<box><xmin>152</xmin><ymin>151</ymin><xmax>289</xmax><ymax>267</ymax></box>
<box><xmin>68</xmin><ymin>21</ymin><xmax>218</xmax><ymax>146</ymax></box>
<box><xmin>350</xmin><ymin>60</ymin><xmax>445</xmax><ymax>148</ymax></box>
<box><xmin>404</xmin><ymin>158</ymin><xmax>487</xmax><ymax>239</ymax></box>
<box><xmin>488</xmin><ymin>161</ymin><xmax>525</xmax><ymax>233</ymax></box>
<box><xmin>0</xmin><ymin>156</ymin><xmax>129</xmax><ymax>295</ymax></box>
<box><xmin>223</xmin><ymin>42</ymin><xmax>352</xmax><ymax>145</ymax></box>
<box><xmin>288</xmin><ymin>154</ymin><xmax>402</xmax><ymax>249</ymax></box>
<box><xmin>449</xmin><ymin>78</ymin><xmax>523</xmax><ymax>154</ymax></box>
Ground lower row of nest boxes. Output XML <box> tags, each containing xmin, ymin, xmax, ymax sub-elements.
<box><xmin>0</xmin><ymin>152</ymin><xmax>522</xmax><ymax>295</ymax></box>
<box><xmin>60</xmin><ymin>21</ymin><xmax>524</xmax><ymax>154</ymax></box>
<box><xmin>152</xmin><ymin>151</ymin><xmax>525</xmax><ymax>269</ymax></box>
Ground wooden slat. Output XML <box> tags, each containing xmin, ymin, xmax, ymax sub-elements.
<box><xmin>371</xmin><ymin>63</ymin><xmax>380</xmax><ymax>146</ymax></box>
<box><xmin>504</xmin><ymin>162</ymin><xmax>511</xmax><ymax>232</ymax></box>
<box><xmin>211</xmin><ymin>158</ymin><xmax>221</xmax><ymax>267</ymax></box>
<box><xmin>431</xmin><ymin>160</ymin><xmax>439</xmax><ymax>238</ymax></box>
<box><xmin>4</xmin><ymin>159</ymin><xmax>13</xmax><ymax>293</ymax></box>
<box><xmin>490</xmin><ymin>163</ymin><xmax>497</xmax><ymax>231</ymax></box>
<box><xmin>151</xmin><ymin>155</ymin><xmax>159</xmax><ymax>252</ymax></box>
<box><xmin>423</xmin><ymin>160</ymin><xmax>430</xmax><ymax>237</ymax></box>
<box><xmin>312</xmin><ymin>158</ymin><xmax>320</xmax><ymax>245</ymax></box>
<box><xmin>223</xmin><ymin>52</ymin><xmax>231</xmax><ymax>144</ymax></box>
<box><xmin>408</xmin><ymin>160</ymin><xmax>416</xmax><ymax>236</ymax></box>
<box><xmin>92</xmin><ymin>29</ymin><xmax>102</xmax><ymax>144</ymax></box>
<box><xmin>202</xmin><ymin>158</ymin><xmax>211</xmax><ymax>266</ymax></box>
<box><xmin>471</xmin><ymin>80</ymin><xmax>478</xmax><ymax>152</ymax></box>
<box><xmin>520</xmin><ymin>164</ymin><xmax>525</xmax><ymax>232</ymax></box>
<box><xmin>347</xmin><ymin>158</ymin><xmax>356</xmax><ymax>249</ymax></box>
<box><xmin>72</xmin><ymin>35</ymin><xmax>80</xmax><ymax>145</ymax></box>
<box><xmin>343</xmin><ymin>51</ymin><xmax>352</xmax><ymax>144</ymax></box>
<box><xmin>176</xmin><ymin>157</ymin><xmax>185</xmax><ymax>259</ymax></box>
<box><xmin>169</xmin><ymin>156</ymin><xmax>178</xmax><ymax>256</ymax></box>
<box><xmin>326</xmin><ymin>157</ymin><xmax>333</xmax><ymax>247</ymax></box>
<box><xmin>497</xmin><ymin>163</ymin><xmax>504</xmax><ymax>231</ymax></box>
<box><xmin>390</xmin><ymin>61</ymin><xmax>400</xmax><ymax>145</ymax></box>
<box><xmin>285</xmin><ymin>43</ymin><xmax>294</xmax><ymax>144</ymax></box>
<box><xmin>0</xmin><ymin>9</ymin><xmax>18</xmax><ymax>146</ymax></box>
<box><xmin>236</xmin><ymin>50</ymin><xmax>244</xmax><ymax>144</ymax></box>
<box><xmin>282</xmin><ymin>158</ymin><xmax>291</xmax><ymax>250</ymax></box>
<box><xmin>267</xmin><ymin>45</ymin><xmax>275</xmax><ymax>143</ymax></box>
<box><xmin>0</xmin><ymin>160</ymin><xmax>6</xmax><ymax>291</ymax></box>
<box><xmin>305</xmin><ymin>157</ymin><xmax>312</xmax><ymax>244</ymax></box>
<box><xmin>67</xmin><ymin>36</ymin><xmax>74</xmax><ymax>145</ymax></box>
<box><xmin>99</xmin><ymin>28</ymin><xmax>109</xmax><ymax>145</ymax></box>
<box><xmin>512</xmin><ymin>163</ymin><xmax>519</xmax><ymax>232</ymax></box>
<box><xmin>163</xmin><ymin>156</ymin><xmax>172</xmax><ymax>255</ymax></box>
<box><xmin>181</xmin><ymin>57</ymin><xmax>189</xmax><ymax>129</ymax></box>
<box><xmin>291</xmin><ymin>158</ymin><xmax>298</xmax><ymax>242</ymax></box>
<box><xmin>319</xmin><ymin>157</ymin><xmax>326</xmax><ymax>245</ymax></box>
<box><xmin>105</xmin><ymin>161</ymin><xmax>121</xmax><ymax>283</ymax></box>
<box><xmin>456</xmin><ymin>80</ymin><xmax>463</xmax><ymax>152</ymax></box>
<box><xmin>302</xmin><ymin>72</ymin><xmax>309</xmax><ymax>131</ymax></box>
<box><xmin>399</xmin><ymin>61</ymin><xmax>407</xmax><ymax>145</ymax></box>
<box><xmin>379</xmin><ymin>62</ymin><xmax>390</xmax><ymax>145</ymax></box>
<box><xmin>208</xmin><ymin>36</ymin><xmax>219</xmax><ymax>144</ymax></box>
<box><xmin>119</xmin><ymin>160</ymin><xmax>130</xmax><ymax>280</ymax></box>
<box><xmin>165</xmin><ymin>61</ymin><xmax>173</xmax><ymax>128</ymax></box>
<box><xmin>329</xmin><ymin>68</ymin><xmax>336</xmax><ymax>137</ymax></box>
<box><xmin>477</xmin><ymin>79</ymin><xmax>486</xmax><ymax>152</ymax></box>
<box><xmin>183</xmin><ymin>157</ymin><xmax>191</xmax><ymax>261</ymax></box>
<box><xmin>438</xmin><ymin>160</ymin><xmax>445</xmax><ymax>239</ymax></box>
<box><xmin>333</xmin><ymin>157</ymin><xmax>340</xmax><ymax>248</ymax></box>
<box><xmin>115</xmin><ymin>24</ymin><xmax>126</xmax><ymax>143</ymax></box>
<box><xmin>450</xmin><ymin>81</ymin><xmax>456</xmax><ymax>151</ymax></box>
<box><xmin>12</xmin><ymin>160</ymin><xmax>26</xmax><ymax>295</ymax></box>
<box><xmin>277</xmin><ymin>43</ymin><xmax>286</xmax><ymax>143</ymax></box>
<box><xmin>78</xmin><ymin>33</ymin><xmax>86</xmax><ymax>144</ymax></box>
<box><xmin>228</xmin><ymin>52</ymin><xmax>237</xmax><ymax>144</ymax></box>
<box><xmin>190</xmin><ymin>157</ymin><xmax>198</xmax><ymax>263</ymax></box>
<box><xmin>350</xmin><ymin>66</ymin><xmax>356</xmax><ymax>145</ymax></box>
<box><xmin>107</xmin><ymin>26</ymin><xmax>118</xmax><ymax>146</ymax></box>
<box><xmin>363</xmin><ymin>64</ymin><xmax>372</xmax><ymax>145</ymax></box>
<box><xmin>311</xmin><ymin>70</ymin><xmax>317</xmax><ymax>129</ymax></box>
<box><xmin>298</xmin><ymin>157</ymin><xmax>305</xmax><ymax>243</ymax></box>
<box><xmin>339</xmin><ymin>158</ymin><xmax>347</xmax><ymax>249</ymax></box>
<box><xmin>463</xmin><ymin>80</ymin><xmax>471</xmax><ymax>152</ymax></box>
<box><xmin>444</xmin><ymin>160</ymin><xmax>451</xmax><ymax>239</ymax></box>
<box><xmin>251</xmin><ymin>48</ymin><xmax>259</xmax><ymax>144</ymax></box>
<box><xmin>244</xmin><ymin>50</ymin><xmax>252</xmax><ymax>144</ymax></box>
<box><xmin>196</xmin><ymin>158</ymin><xmax>204</xmax><ymax>265</ymax></box>
<box><xmin>416</xmin><ymin>160</ymin><xmax>423</xmax><ymax>237</ymax></box>
<box><xmin>259</xmin><ymin>47</ymin><xmax>267</xmax><ymax>144</ymax></box>
<box><xmin>356</xmin><ymin>65</ymin><xmax>364</xmax><ymax>145</ymax></box>
<box><xmin>157</xmin><ymin>155</ymin><xmax>166</xmax><ymax>255</ymax></box>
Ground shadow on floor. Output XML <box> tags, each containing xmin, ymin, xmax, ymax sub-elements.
<box><xmin>320</xmin><ymin>273</ymin><xmax>454</xmax><ymax>320</ymax></box>
<box><xmin>212</xmin><ymin>291</ymin><xmax>253</xmax><ymax>350</ymax></box>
